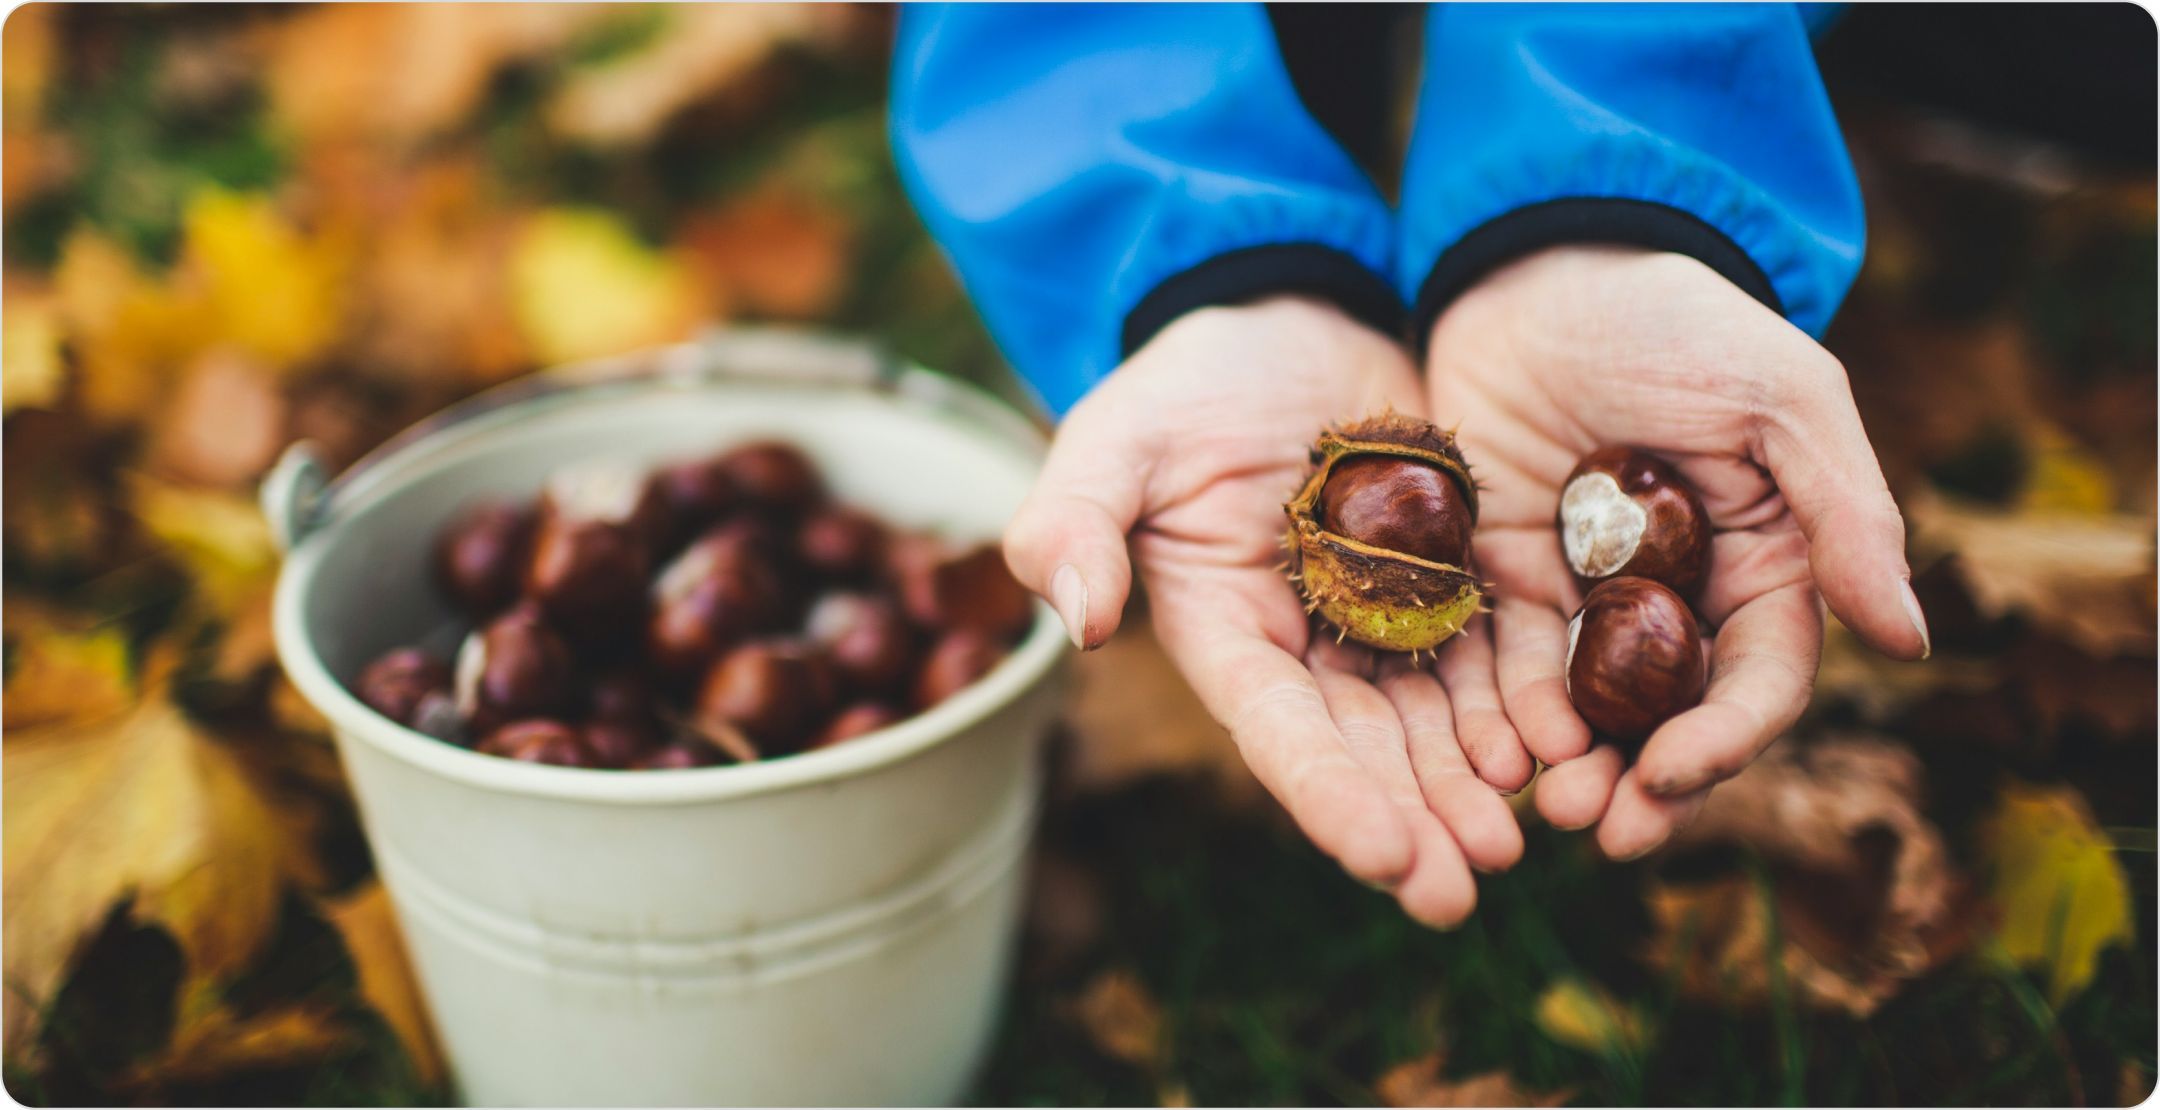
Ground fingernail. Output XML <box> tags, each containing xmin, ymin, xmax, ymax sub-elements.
<box><xmin>1898</xmin><ymin>576</ymin><xmax>1931</xmax><ymax>660</ymax></box>
<box><xmin>1050</xmin><ymin>564</ymin><xmax>1089</xmax><ymax>650</ymax></box>
<box><xmin>1349</xmin><ymin>868</ymin><xmax>1400</xmax><ymax>894</ymax></box>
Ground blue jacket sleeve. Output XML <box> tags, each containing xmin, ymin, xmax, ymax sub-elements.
<box><xmin>1398</xmin><ymin>3</ymin><xmax>1865</xmax><ymax>344</ymax></box>
<box><xmin>890</xmin><ymin>3</ymin><xmax>1402</xmax><ymax>416</ymax></box>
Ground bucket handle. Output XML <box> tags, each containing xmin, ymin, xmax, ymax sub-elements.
<box><xmin>258</xmin><ymin>327</ymin><xmax>920</xmax><ymax>553</ymax></box>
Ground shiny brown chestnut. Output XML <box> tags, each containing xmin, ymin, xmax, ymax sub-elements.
<box><xmin>911</xmin><ymin>628</ymin><xmax>1005</xmax><ymax>711</ymax></box>
<box><xmin>890</xmin><ymin>539</ymin><xmax>1034</xmax><ymax>639</ymax></box>
<box><xmin>797</xmin><ymin>507</ymin><xmax>887</xmax><ymax>580</ymax></box>
<box><xmin>805</xmin><ymin>593</ymin><xmax>919</xmax><ymax>696</ymax></box>
<box><xmin>719</xmin><ymin>441</ymin><xmax>823</xmax><ymax>511</ymax></box>
<box><xmin>525</xmin><ymin>462</ymin><xmax>668</xmax><ymax>630</ymax></box>
<box><xmin>810</xmin><ymin>702</ymin><xmax>904</xmax><ymax>749</ymax></box>
<box><xmin>1565</xmin><ymin>576</ymin><xmax>1705</xmax><ymax>748</ymax></box>
<box><xmin>477</xmin><ymin>719</ymin><xmax>595</xmax><ymax>767</ymax></box>
<box><xmin>455</xmin><ymin>606</ymin><xmax>576</xmax><ymax>735</ymax></box>
<box><xmin>585</xmin><ymin>670</ymin><xmax>659</xmax><ymax>728</ymax></box>
<box><xmin>1317</xmin><ymin>454</ymin><xmax>1475</xmax><ymax>567</ymax></box>
<box><xmin>434</xmin><ymin>502</ymin><xmax>533</xmax><ymax>616</ymax></box>
<box><xmin>355</xmin><ymin>647</ymin><xmax>454</xmax><ymax>728</ymax></box>
<box><xmin>633</xmin><ymin>741</ymin><xmax>723</xmax><ymax>771</ymax></box>
<box><xmin>647</xmin><ymin>524</ymin><xmax>795</xmax><ymax>674</ymax></box>
<box><xmin>580</xmin><ymin>719</ymin><xmax>658</xmax><ymax>769</ymax></box>
<box><xmin>653</xmin><ymin>457</ymin><xmax>736</xmax><ymax>536</ymax></box>
<box><xmin>1558</xmin><ymin>447</ymin><xmax>1711</xmax><ymax>599</ymax></box>
<box><xmin>694</xmin><ymin>642</ymin><xmax>835</xmax><ymax>756</ymax></box>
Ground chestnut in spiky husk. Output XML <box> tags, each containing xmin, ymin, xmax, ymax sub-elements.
<box><xmin>1283</xmin><ymin>413</ymin><xmax>1484</xmax><ymax>654</ymax></box>
<box><xmin>1565</xmin><ymin>576</ymin><xmax>1705</xmax><ymax>748</ymax></box>
<box><xmin>1558</xmin><ymin>447</ymin><xmax>1711</xmax><ymax>599</ymax></box>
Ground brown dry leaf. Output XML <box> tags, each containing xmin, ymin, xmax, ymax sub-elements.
<box><xmin>114</xmin><ymin>1003</ymin><xmax>351</xmax><ymax>1092</ymax></box>
<box><xmin>1907</xmin><ymin>489</ymin><xmax>2156</xmax><ymax>659</ymax></box>
<box><xmin>344</xmin><ymin>158</ymin><xmax>529</xmax><ymax>385</ymax></box>
<box><xmin>265</xmin><ymin>4</ymin><xmax>606</xmax><ymax>145</ymax></box>
<box><xmin>328</xmin><ymin>881</ymin><xmax>443</xmax><ymax>1087</ymax></box>
<box><xmin>1069</xmin><ymin>968</ymin><xmax>1165</xmax><ymax>1070</ymax></box>
<box><xmin>1062</xmin><ymin>612</ymin><xmax>1254</xmax><ymax>800</ymax></box>
<box><xmin>1655</xmin><ymin>735</ymin><xmax>1966</xmax><ymax>1016</ymax></box>
<box><xmin>509</xmin><ymin>207</ymin><xmax>706</xmax><ymax>365</ymax></box>
<box><xmin>679</xmin><ymin>185</ymin><xmax>854</xmax><ymax>320</ymax></box>
<box><xmin>55</xmin><ymin>228</ymin><xmax>211</xmax><ymax>425</ymax></box>
<box><xmin>546</xmin><ymin>5</ymin><xmax>850</xmax><ymax>146</ymax></box>
<box><xmin>1812</xmin><ymin>616</ymin><xmax>1998</xmax><ymax>723</ymax></box>
<box><xmin>2</xmin><ymin>660</ymin><xmax>322</xmax><ymax>1055</ymax></box>
<box><xmin>1975</xmin><ymin>781</ymin><xmax>2133</xmax><ymax>1005</ymax></box>
<box><xmin>1</xmin><ymin>605</ymin><xmax>132</xmax><ymax>730</ymax></box>
<box><xmin>147</xmin><ymin>349</ymin><xmax>289</xmax><ymax>488</ymax></box>
<box><xmin>1533</xmin><ymin>978</ymin><xmax>1648</xmax><ymax>1058</ymax></box>
<box><xmin>1376</xmin><ymin>1053</ymin><xmax>1570</xmax><ymax>1108</ymax></box>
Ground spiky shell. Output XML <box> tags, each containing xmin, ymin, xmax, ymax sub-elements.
<box><xmin>1283</xmin><ymin>413</ymin><xmax>1485</xmax><ymax>654</ymax></box>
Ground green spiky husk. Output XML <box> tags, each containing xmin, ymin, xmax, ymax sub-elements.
<box><xmin>1283</xmin><ymin>413</ymin><xmax>1485</xmax><ymax>654</ymax></box>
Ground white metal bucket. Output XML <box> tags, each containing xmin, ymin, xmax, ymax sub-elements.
<box><xmin>267</xmin><ymin>331</ymin><xmax>1069</xmax><ymax>1106</ymax></box>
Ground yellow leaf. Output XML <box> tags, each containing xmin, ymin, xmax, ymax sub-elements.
<box><xmin>129</xmin><ymin>476</ymin><xmax>276</xmax><ymax>614</ymax></box>
<box><xmin>3</xmin><ymin>686</ymin><xmax>317</xmax><ymax>1055</ymax></box>
<box><xmin>328</xmin><ymin>881</ymin><xmax>443</xmax><ymax>1087</ymax></box>
<box><xmin>1068</xmin><ymin>968</ymin><xmax>1165</xmax><ymax>1070</ymax></box>
<box><xmin>510</xmin><ymin>207</ymin><xmax>700</xmax><ymax>364</ymax></box>
<box><xmin>1976</xmin><ymin>781</ymin><xmax>2133</xmax><ymax>1004</ymax></box>
<box><xmin>2</xmin><ymin>284</ymin><xmax>62</xmax><ymax>414</ymax></box>
<box><xmin>181</xmin><ymin>189</ymin><xmax>347</xmax><ymax>369</ymax></box>
<box><xmin>1376</xmin><ymin>1053</ymin><xmax>1570</xmax><ymax>1108</ymax></box>
<box><xmin>2</xmin><ymin>613</ymin><xmax>131</xmax><ymax>730</ymax></box>
<box><xmin>55</xmin><ymin>229</ymin><xmax>210</xmax><ymax>425</ymax></box>
<box><xmin>2017</xmin><ymin>425</ymin><xmax>2117</xmax><ymax>516</ymax></box>
<box><xmin>1533</xmin><ymin>979</ymin><xmax>1647</xmax><ymax>1058</ymax></box>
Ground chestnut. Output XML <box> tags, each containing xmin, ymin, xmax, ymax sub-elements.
<box><xmin>719</xmin><ymin>441</ymin><xmax>823</xmax><ymax>511</ymax></box>
<box><xmin>694</xmin><ymin>642</ymin><xmax>836</xmax><ymax>756</ymax></box>
<box><xmin>796</xmin><ymin>506</ymin><xmax>887</xmax><ymax>581</ymax></box>
<box><xmin>525</xmin><ymin>462</ymin><xmax>667</xmax><ymax>630</ymax></box>
<box><xmin>1558</xmin><ymin>447</ymin><xmax>1711</xmax><ymax>599</ymax></box>
<box><xmin>478</xmin><ymin>719</ymin><xmax>595</xmax><ymax>767</ymax></box>
<box><xmin>810</xmin><ymin>702</ymin><xmax>904</xmax><ymax>749</ymax></box>
<box><xmin>1317</xmin><ymin>454</ymin><xmax>1474</xmax><ymax>567</ymax></box>
<box><xmin>647</xmin><ymin>524</ymin><xmax>795</xmax><ymax>674</ymax></box>
<box><xmin>433</xmin><ymin>502</ymin><xmax>533</xmax><ymax>617</ymax></box>
<box><xmin>633</xmin><ymin>741</ymin><xmax>723</xmax><ymax>771</ymax></box>
<box><xmin>585</xmin><ymin>670</ymin><xmax>659</xmax><ymax>728</ymax></box>
<box><xmin>890</xmin><ymin>539</ymin><xmax>1034</xmax><ymax>639</ymax></box>
<box><xmin>911</xmin><ymin>628</ymin><xmax>1004</xmax><ymax>711</ymax></box>
<box><xmin>354</xmin><ymin>647</ymin><xmax>454</xmax><ymax>728</ymax></box>
<box><xmin>653</xmin><ymin>457</ymin><xmax>736</xmax><ymax>536</ymax></box>
<box><xmin>580</xmin><ymin>719</ymin><xmax>658</xmax><ymax>769</ymax></box>
<box><xmin>805</xmin><ymin>593</ymin><xmax>919</xmax><ymax>696</ymax></box>
<box><xmin>455</xmin><ymin>605</ymin><xmax>576</xmax><ymax>735</ymax></box>
<box><xmin>1565</xmin><ymin>576</ymin><xmax>1706</xmax><ymax>747</ymax></box>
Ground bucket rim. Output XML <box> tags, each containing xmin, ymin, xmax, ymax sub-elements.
<box><xmin>270</xmin><ymin>333</ymin><xmax>1070</xmax><ymax>806</ymax></box>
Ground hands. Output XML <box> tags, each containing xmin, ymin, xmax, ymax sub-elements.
<box><xmin>1002</xmin><ymin>297</ymin><xmax>1523</xmax><ymax>927</ymax></box>
<box><xmin>1422</xmin><ymin>246</ymin><xmax>1929</xmax><ymax>860</ymax></box>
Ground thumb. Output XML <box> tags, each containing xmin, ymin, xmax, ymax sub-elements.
<box><xmin>1753</xmin><ymin>353</ymin><xmax>1931</xmax><ymax>661</ymax></box>
<box><xmin>1002</xmin><ymin>412</ymin><xmax>1143</xmax><ymax>650</ymax></box>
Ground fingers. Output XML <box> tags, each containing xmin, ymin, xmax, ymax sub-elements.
<box><xmin>1752</xmin><ymin>356</ymin><xmax>1929</xmax><ymax>661</ymax></box>
<box><xmin>1001</xmin><ymin>402</ymin><xmax>1144</xmax><ymax>650</ymax></box>
<box><xmin>1149</xmin><ymin>597</ymin><xmax>1415</xmax><ymax>885</ymax></box>
<box><xmin>1594</xmin><ymin>772</ymin><xmax>1711</xmax><ymax>861</ymax></box>
<box><xmin>1375</xmin><ymin>656</ymin><xmax>1524</xmax><ymax>874</ymax></box>
<box><xmin>1492</xmin><ymin>597</ymin><xmax>1593</xmax><ymax>765</ymax></box>
<box><xmin>1431</xmin><ymin>620</ymin><xmax>1535</xmax><ymax>792</ymax></box>
<box><xmin>1534</xmin><ymin>745</ymin><xmax>1624</xmax><ymax>831</ymax></box>
<box><xmin>1309</xmin><ymin>642</ymin><xmax>1477</xmax><ymax>927</ymax></box>
<box><xmin>1633</xmin><ymin>582</ymin><xmax>1822</xmax><ymax>797</ymax></box>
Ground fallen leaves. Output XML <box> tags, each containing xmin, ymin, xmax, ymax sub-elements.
<box><xmin>1975</xmin><ymin>781</ymin><xmax>2133</xmax><ymax>1005</ymax></box>
<box><xmin>1907</xmin><ymin>489</ymin><xmax>2155</xmax><ymax>659</ymax></box>
<box><xmin>1375</xmin><ymin>1052</ymin><xmax>1570</xmax><ymax>1108</ymax></box>
<box><xmin>327</xmin><ymin>882</ymin><xmax>442</xmax><ymax>1088</ymax></box>
<box><xmin>1654</xmin><ymin>736</ymin><xmax>1965</xmax><ymax>1017</ymax></box>
<box><xmin>1533</xmin><ymin>978</ymin><xmax>1649</xmax><ymax>1058</ymax></box>
<box><xmin>509</xmin><ymin>207</ymin><xmax>706</xmax><ymax>365</ymax></box>
<box><xmin>547</xmin><ymin>6</ymin><xmax>850</xmax><ymax>147</ymax></box>
<box><xmin>3</xmin><ymin>661</ymin><xmax>322</xmax><ymax>1057</ymax></box>
<box><xmin>1069</xmin><ymin>968</ymin><xmax>1166</xmax><ymax>1071</ymax></box>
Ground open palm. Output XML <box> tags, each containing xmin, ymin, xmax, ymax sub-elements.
<box><xmin>1006</xmin><ymin>297</ymin><xmax>1523</xmax><ymax>926</ymax></box>
<box><xmin>1424</xmin><ymin>247</ymin><xmax>1930</xmax><ymax>859</ymax></box>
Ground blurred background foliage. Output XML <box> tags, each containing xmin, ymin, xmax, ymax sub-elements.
<box><xmin>0</xmin><ymin>5</ymin><xmax>2153</xmax><ymax>1107</ymax></box>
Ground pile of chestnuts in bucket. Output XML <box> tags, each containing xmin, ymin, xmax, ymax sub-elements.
<box><xmin>1285</xmin><ymin>415</ymin><xmax>1710</xmax><ymax>754</ymax></box>
<box><xmin>348</xmin><ymin>440</ymin><xmax>1035</xmax><ymax>770</ymax></box>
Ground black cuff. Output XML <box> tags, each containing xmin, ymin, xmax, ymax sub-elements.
<box><xmin>1408</xmin><ymin>198</ymin><xmax>1784</xmax><ymax>355</ymax></box>
<box><xmin>1120</xmin><ymin>243</ymin><xmax>1407</xmax><ymax>358</ymax></box>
